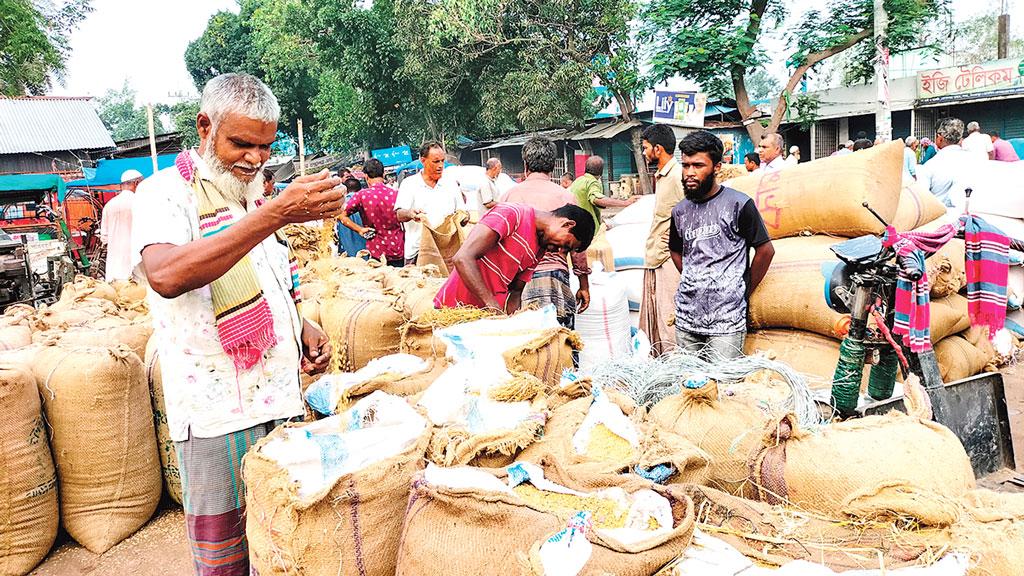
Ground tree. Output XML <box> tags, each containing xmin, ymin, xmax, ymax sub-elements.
<box><xmin>952</xmin><ymin>9</ymin><xmax>1024</xmax><ymax>65</ymax></box>
<box><xmin>642</xmin><ymin>0</ymin><xmax>950</xmax><ymax>141</ymax></box>
<box><xmin>168</xmin><ymin>100</ymin><xmax>201</xmax><ymax>148</ymax></box>
<box><xmin>407</xmin><ymin>0</ymin><xmax>654</xmax><ymax>193</ymax></box>
<box><xmin>96</xmin><ymin>82</ymin><xmax>169</xmax><ymax>141</ymax></box>
<box><xmin>0</xmin><ymin>0</ymin><xmax>92</xmax><ymax>95</ymax></box>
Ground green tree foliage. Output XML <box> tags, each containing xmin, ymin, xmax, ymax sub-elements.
<box><xmin>953</xmin><ymin>9</ymin><xmax>1024</xmax><ymax>65</ymax></box>
<box><xmin>96</xmin><ymin>82</ymin><xmax>170</xmax><ymax>141</ymax></box>
<box><xmin>168</xmin><ymin>100</ymin><xmax>201</xmax><ymax>148</ymax></box>
<box><xmin>642</xmin><ymin>0</ymin><xmax>949</xmax><ymax>140</ymax></box>
<box><xmin>0</xmin><ymin>0</ymin><xmax>92</xmax><ymax>95</ymax></box>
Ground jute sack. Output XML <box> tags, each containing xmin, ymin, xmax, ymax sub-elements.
<box><xmin>395</xmin><ymin>467</ymin><xmax>696</xmax><ymax>576</ymax></box>
<box><xmin>46</xmin><ymin>316</ymin><xmax>153</xmax><ymax>359</ymax></box>
<box><xmin>744</xmin><ymin>329</ymin><xmax>841</xmax><ymax>384</ymax></box>
<box><xmin>49</xmin><ymin>275</ymin><xmax>118</xmax><ymax>310</ymax></box>
<box><xmin>243</xmin><ymin>420</ymin><xmax>431</xmax><ymax>576</ymax></box>
<box><xmin>646</xmin><ymin>380</ymin><xmax>772</xmax><ymax>498</ymax></box>
<box><xmin>0</xmin><ymin>364</ymin><xmax>58</xmax><ymax>575</ymax></box>
<box><xmin>927</xmin><ymin>238</ymin><xmax>967</xmax><ymax>298</ymax></box>
<box><xmin>748</xmin><ymin>236</ymin><xmax>847</xmax><ymax>338</ymax></box>
<box><xmin>320</xmin><ymin>289</ymin><xmax>406</xmax><ymax>372</ymax></box>
<box><xmin>726</xmin><ymin>140</ymin><xmax>903</xmax><ymax>239</ymax></box>
<box><xmin>144</xmin><ymin>338</ymin><xmax>182</xmax><ymax>505</ymax></box>
<box><xmin>930</xmin><ymin>293</ymin><xmax>970</xmax><ymax>342</ymax></box>
<box><xmin>426</xmin><ymin>394</ymin><xmax>548</xmax><ymax>468</ymax></box>
<box><xmin>676</xmin><ymin>484</ymin><xmax>950</xmax><ymax>572</ymax></box>
<box><xmin>934</xmin><ymin>335</ymin><xmax>992</xmax><ymax>382</ymax></box>
<box><xmin>31</xmin><ymin>344</ymin><xmax>162</xmax><ymax>553</ymax></box>
<box><xmin>503</xmin><ymin>327</ymin><xmax>581</xmax><ymax>391</ymax></box>
<box><xmin>416</xmin><ymin>211</ymin><xmax>467</xmax><ymax>275</ymax></box>
<box><xmin>586</xmin><ymin>224</ymin><xmax>615</xmax><ymax>273</ymax></box>
<box><xmin>400</xmin><ymin>307</ymin><xmax>500</xmax><ymax>359</ymax></box>
<box><xmin>950</xmin><ymin>490</ymin><xmax>1024</xmax><ymax>576</ymax></box>
<box><xmin>1</xmin><ymin>303</ymin><xmax>35</xmax><ymax>325</ymax></box>
<box><xmin>518</xmin><ymin>393</ymin><xmax>712</xmax><ymax>486</ymax></box>
<box><xmin>748</xmin><ymin>412</ymin><xmax>974</xmax><ymax>526</ymax></box>
<box><xmin>32</xmin><ymin>299</ymin><xmax>121</xmax><ymax>331</ymax></box>
<box><xmin>892</xmin><ymin>180</ymin><xmax>947</xmax><ymax>231</ymax></box>
<box><xmin>110</xmin><ymin>279</ymin><xmax>148</xmax><ymax>306</ymax></box>
<box><xmin>0</xmin><ymin>323</ymin><xmax>32</xmax><ymax>351</ymax></box>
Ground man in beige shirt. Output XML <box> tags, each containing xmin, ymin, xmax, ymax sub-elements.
<box><xmin>638</xmin><ymin>123</ymin><xmax>684</xmax><ymax>355</ymax></box>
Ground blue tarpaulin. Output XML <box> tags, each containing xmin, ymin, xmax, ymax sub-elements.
<box><xmin>66</xmin><ymin>154</ymin><xmax>178</xmax><ymax>191</ymax></box>
<box><xmin>0</xmin><ymin>174</ymin><xmax>67</xmax><ymax>203</ymax></box>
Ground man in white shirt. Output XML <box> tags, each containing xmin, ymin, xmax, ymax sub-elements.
<box><xmin>395</xmin><ymin>141</ymin><xmax>467</xmax><ymax>265</ymax></box>
<box><xmin>785</xmin><ymin>145</ymin><xmax>800</xmax><ymax>166</ymax></box>
<box><xmin>917</xmin><ymin>117</ymin><xmax>983</xmax><ymax>210</ymax></box>
<box><xmin>131</xmin><ymin>73</ymin><xmax>339</xmax><ymax>576</ymax></box>
<box><xmin>961</xmin><ymin>121</ymin><xmax>995</xmax><ymax>161</ymax></box>
<box><xmin>757</xmin><ymin>133</ymin><xmax>787</xmax><ymax>173</ymax></box>
<box><xmin>99</xmin><ymin>169</ymin><xmax>143</xmax><ymax>282</ymax></box>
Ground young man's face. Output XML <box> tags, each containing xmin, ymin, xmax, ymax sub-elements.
<box><xmin>680</xmin><ymin>151</ymin><xmax>718</xmax><ymax>201</ymax></box>
<box><xmin>744</xmin><ymin>159</ymin><xmax>757</xmax><ymax>172</ymax></box>
<box><xmin>641</xmin><ymin>139</ymin><xmax>657</xmax><ymax>163</ymax></box>
<box><xmin>540</xmin><ymin>218</ymin><xmax>582</xmax><ymax>255</ymax></box>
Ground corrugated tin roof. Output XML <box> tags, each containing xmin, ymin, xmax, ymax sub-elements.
<box><xmin>568</xmin><ymin>120</ymin><xmax>642</xmax><ymax>141</ymax></box>
<box><xmin>0</xmin><ymin>97</ymin><xmax>115</xmax><ymax>154</ymax></box>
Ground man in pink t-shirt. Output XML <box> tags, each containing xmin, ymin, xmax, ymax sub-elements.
<box><xmin>991</xmin><ymin>132</ymin><xmax>1020</xmax><ymax>162</ymax></box>
<box><xmin>434</xmin><ymin>202</ymin><xmax>595</xmax><ymax>313</ymax></box>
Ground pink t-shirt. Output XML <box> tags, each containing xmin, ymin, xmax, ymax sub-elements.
<box><xmin>344</xmin><ymin>182</ymin><xmax>405</xmax><ymax>260</ymax></box>
<box><xmin>434</xmin><ymin>203</ymin><xmax>540</xmax><ymax>309</ymax></box>
<box><xmin>993</xmin><ymin>138</ymin><xmax>1020</xmax><ymax>162</ymax></box>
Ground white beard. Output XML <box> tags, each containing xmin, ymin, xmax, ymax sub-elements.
<box><xmin>201</xmin><ymin>144</ymin><xmax>265</xmax><ymax>205</ymax></box>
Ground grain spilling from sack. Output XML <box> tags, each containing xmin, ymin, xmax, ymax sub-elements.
<box><xmin>320</xmin><ymin>290</ymin><xmax>406</xmax><ymax>372</ymax></box>
<box><xmin>31</xmin><ymin>344</ymin><xmax>162</xmax><ymax>553</ymax></box>
<box><xmin>0</xmin><ymin>363</ymin><xmax>58</xmax><ymax>576</ymax></box>
<box><xmin>144</xmin><ymin>338</ymin><xmax>182</xmax><ymax>505</ymax></box>
<box><xmin>748</xmin><ymin>412</ymin><xmax>974</xmax><ymax>526</ymax></box>
<box><xmin>727</xmin><ymin>140</ymin><xmax>903</xmax><ymax>239</ymax></box>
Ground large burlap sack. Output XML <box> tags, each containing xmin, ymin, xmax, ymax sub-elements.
<box><xmin>320</xmin><ymin>289</ymin><xmax>406</xmax><ymax>372</ymax></box>
<box><xmin>416</xmin><ymin>211</ymin><xmax>467</xmax><ymax>275</ymax></box>
<box><xmin>586</xmin><ymin>224</ymin><xmax>615</xmax><ymax>273</ymax></box>
<box><xmin>892</xmin><ymin>180</ymin><xmax>947</xmax><ymax>231</ymax></box>
<box><xmin>744</xmin><ymin>329</ymin><xmax>841</xmax><ymax>384</ymax></box>
<box><xmin>931</xmin><ymin>293</ymin><xmax>971</xmax><ymax>342</ymax></box>
<box><xmin>144</xmin><ymin>338</ymin><xmax>182</xmax><ymax>505</ymax></box>
<box><xmin>49</xmin><ymin>275</ymin><xmax>118</xmax><ymax>310</ymax></box>
<box><xmin>749</xmin><ymin>236</ymin><xmax>847</xmax><ymax>338</ymax></box>
<box><xmin>32</xmin><ymin>298</ymin><xmax>121</xmax><ymax>331</ymax></box>
<box><xmin>678</xmin><ymin>484</ymin><xmax>951</xmax><ymax>572</ymax></box>
<box><xmin>727</xmin><ymin>140</ymin><xmax>903</xmax><ymax>239</ymax></box>
<box><xmin>110</xmin><ymin>279</ymin><xmax>148</xmax><ymax>306</ymax></box>
<box><xmin>400</xmin><ymin>307</ymin><xmax>500</xmax><ymax>359</ymax></box>
<box><xmin>31</xmin><ymin>344</ymin><xmax>162</xmax><ymax>553</ymax></box>
<box><xmin>244</xmin><ymin>402</ymin><xmax>431</xmax><ymax>576</ymax></box>
<box><xmin>518</xmin><ymin>392</ymin><xmax>712</xmax><ymax>486</ymax></box>
<box><xmin>647</xmin><ymin>380</ymin><xmax>772</xmax><ymax>497</ymax></box>
<box><xmin>0</xmin><ymin>364</ymin><xmax>58</xmax><ymax>575</ymax></box>
<box><xmin>951</xmin><ymin>490</ymin><xmax>1024</xmax><ymax>576</ymax></box>
<box><xmin>45</xmin><ymin>316</ymin><xmax>153</xmax><ymax>359</ymax></box>
<box><xmin>396</xmin><ymin>466</ymin><xmax>696</xmax><ymax>576</ymax></box>
<box><xmin>503</xmin><ymin>327</ymin><xmax>581</xmax><ymax>391</ymax></box>
<box><xmin>748</xmin><ymin>412</ymin><xmax>974</xmax><ymax>526</ymax></box>
<box><xmin>0</xmin><ymin>323</ymin><xmax>32</xmax><ymax>351</ymax></box>
<box><xmin>934</xmin><ymin>335</ymin><xmax>992</xmax><ymax>382</ymax></box>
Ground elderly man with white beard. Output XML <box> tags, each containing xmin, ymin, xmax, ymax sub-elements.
<box><xmin>131</xmin><ymin>73</ymin><xmax>342</xmax><ymax>576</ymax></box>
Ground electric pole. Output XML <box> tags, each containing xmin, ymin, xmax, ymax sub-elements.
<box><xmin>874</xmin><ymin>0</ymin><xmax>892</xmax><ymax>143</ymax></box>
<box><xmin>998</xmin><ymin>0</ymin><xmax>1010</xmax><ymax>59</ymax></box>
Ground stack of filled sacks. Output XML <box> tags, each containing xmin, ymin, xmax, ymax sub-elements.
<box><xmin>570</xmin><ymin>266</ymin><xmax>633</xmax><ymax>375</ymax></box>
<box><xmin>0</xmin><ymin>275</ymin><xmax>163</xmax><ymax>561</ymax></box>
<box><xmin>738</xmin><ymin>141</ymin><xmax>999</xmax><ymax>386</ymax></box>
<box><xmin>603</xmin><ymin>196</ymin><xmax>656</xmax><ymax>315</ymax></box>
<box><xmin>242</xmin><ymin>391</ymin><xmax>431</xmax><ymax>576</ymax></box>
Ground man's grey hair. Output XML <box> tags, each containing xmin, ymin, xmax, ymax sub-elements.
<box><xmin>904</xmin><ymin>135</ymin><xmax>918</xmax><ymax>146</ymax></box>
<box><xmin>486</xmin><ymin>158</ymin><xmax>502</xmax><ymax>170</ymax></box>
<box><xmin>966</xmin><ymin>121</ymin><xmax>980</xmax><ymax>134</ymax></box>
<box><xmin>521</xmin><ymin>136</ymin><xmax>557</xmax><ymax>174</ymax></box>
<box><xmin>585</xmin><ymin>155</ymin><xmax>604</xmax><ymax>177</ymax></box>
<box><xmin>936</xmin><ymin>118</ymin><xmax>964</xmax><ymax>144</ymax></box>
<box><xmin>200</xmin><ymin>73</ymin><xmax>280</xmax><ymax>131</ymax></box>
<box><xmin>760</xmin><ymin>133</ymin><xmax>783</xmax><ymax>151</ymax></box>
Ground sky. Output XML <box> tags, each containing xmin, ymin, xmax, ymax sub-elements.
<box><xmin>47</xmin><ymin>0</ymin><xmax>1015</xmax><ymax>105</ymax></box>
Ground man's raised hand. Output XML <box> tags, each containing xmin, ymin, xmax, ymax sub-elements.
<box><xmin>268</xmin><ymin>169</ymin><xmax>345</xmax><ymax>224</ymax></box>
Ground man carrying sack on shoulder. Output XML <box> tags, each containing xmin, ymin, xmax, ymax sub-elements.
<box><xmin>132</xmin><ymin>73</ymin><xmax>336</xmax><ymax>576</ymax></box>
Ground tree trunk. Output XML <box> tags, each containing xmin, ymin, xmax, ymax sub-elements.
<box><xmin>732</xmin><ymin>65</ymin><xmax>765</xmax><ymax>142</ymax></box>
<box><xmin>612</xmin><ymin>90</ymin><xmax>653</xmax><ymax>196</ymax></box>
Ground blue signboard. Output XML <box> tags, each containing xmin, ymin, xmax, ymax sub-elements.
<box><xmin>371</xmin><ymin>145</ymin><xmax>413</xmax><ymax>167</ymax></box>
<box><xmin>653</xmin><ymin>91</ymin><xmax>706</xmax><ymax>127</ymax></box>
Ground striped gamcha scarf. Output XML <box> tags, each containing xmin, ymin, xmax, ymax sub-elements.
<box><xmin>175</xmin><ymin>151</ymin><xmax>302</xmax><ymax>370</ymax></box>
<box><xmin>882</xmin><ymin>223</ymin><xmax>958</xmax><ymax>352</ymax></box>
<box><xmin>961</xmin><ymin>214</ymin><xmax>1010</xmax><ymax>336</ymax></box>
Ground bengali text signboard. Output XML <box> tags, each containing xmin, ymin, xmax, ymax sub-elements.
<box><xmin>917</xmin><ymin>58</ymin><xmax>1024</xmax><ymax>102</ymax></box>
<box><xmin>371</xmin><ymin>145</ymin><xmax>413</xmax><ymax>167</ymax></box>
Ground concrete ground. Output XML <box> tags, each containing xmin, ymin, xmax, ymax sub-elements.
<box><xmin>28</xmin><ymin>366</ymin><xmax>1024</xmax><ymax>575</ymax></box>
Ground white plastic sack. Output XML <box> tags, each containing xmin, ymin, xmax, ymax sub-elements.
<box><xmin>964</xmin><ymin>161</ymin><xmax>1024</xmax><ymax>219</ymax></box>
<box><xmin>416</xmin><ymin>359</ymin><xmax>538</xmax><ymax>436</ymax></box>
<box><xmin>572</xmin><ymin>270</ymin><xmax>632</xmax><ymax>374</ymax></box>
<box><xmin>570</xmin><ymin>385</ymin><xmax>639</xmax><ymax>454</ymax></box>
<box><xmin>434</xmin><ymin>305</ymin><xmax>560</xmax><ymax>364</ymax></box>
<box><xmin>608</xmin><ymin>195</ymin><xmax>656</xmax><ymax>228</ymax></box>
<box><xmin>259</xmin><ymin>391</ymin><xmax>427</xmax><ymax>500</ymax></box>
<box><xmin>605</xmin><ymin>223</ymin><xmax>648</xmax><ymax>270</ymax></box>
<box><xmin>304</xmin><ymin>354</ymin><xmax>429</xmax><ymax>415</ymax></box>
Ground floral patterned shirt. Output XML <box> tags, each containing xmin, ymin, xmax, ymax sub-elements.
<box><xmin>130</xmin><ymin>150</ymin><xmax>304</xmax><ymax>442</ymax></box>
<box><xmin>344</xmin><ymin>182</ymin><xmax>405</xmax><ymax>260</ymax></box>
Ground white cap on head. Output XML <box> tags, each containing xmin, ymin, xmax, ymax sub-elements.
<box><xmin>790</xmin><ymin>146</ymin><xmax>799</xmax><ymax>153</ymax></box>
<box><xmin>120</xmin><ymin>169</ymin><xmax>144</xmax><ymax>183</ymax></box>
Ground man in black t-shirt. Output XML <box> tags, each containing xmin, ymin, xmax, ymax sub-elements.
<box><xmin>669</xmin><ymin>131</ymin><xmax>775</xmax><ymax>360</ymax></box>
